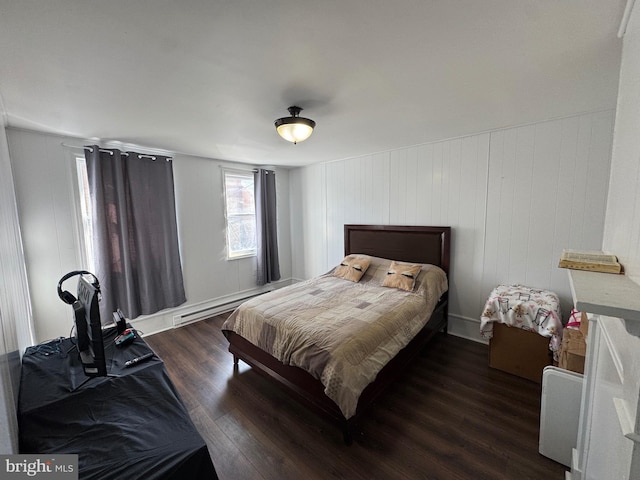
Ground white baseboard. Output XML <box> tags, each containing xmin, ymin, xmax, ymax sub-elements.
<box><xmin>447</xmin><ymin>314</ymin><xmax>487</xmax><ymax>344</ymax></box>
<box><xmin>133</xmin><ymin>278</ymin><xmax>293</xmax><ymax>337</ymax></box>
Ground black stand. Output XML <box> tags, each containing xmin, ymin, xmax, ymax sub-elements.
<box><xmin>63</xmin><ymin>342</ymin><xmax>119</xmax><ymax>392</ymax></box>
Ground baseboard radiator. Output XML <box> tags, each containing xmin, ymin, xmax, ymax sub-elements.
<box><xmin>172</xmin><ymin>291</ymin><xmax>268</xmax><ymax>327</ymax></box>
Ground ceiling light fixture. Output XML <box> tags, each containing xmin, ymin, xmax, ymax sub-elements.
<box><xmin>274</xmin><ymin>106</ymin><xmax>315</xmax><ymax>144</ymax></box>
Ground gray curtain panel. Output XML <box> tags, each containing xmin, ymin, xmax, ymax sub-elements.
<box><xmin>255</xmin><ymin>168</ymin><xmax>280</xmax><ymax>285</ymax></box>
<box><xmin>85</xmin><ymin>146</ymin><xmax>186</xmax><ymax>321</ymax></box>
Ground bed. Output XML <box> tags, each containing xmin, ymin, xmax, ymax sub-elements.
<box><xmin>222</xmin><ymin>224</ymin><xmax>451</xmax><ymax>443</ymax></box>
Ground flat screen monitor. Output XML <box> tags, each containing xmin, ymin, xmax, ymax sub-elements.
<box><xmin>73</xmin><ymin>275</ymin><xmax>107</xmax><ymax>377</ymax></box>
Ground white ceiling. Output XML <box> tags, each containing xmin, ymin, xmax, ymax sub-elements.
<box><xmin>0</xmin><ymin>1</ymin><xmax>627</xmax><ymax>167</ymax></box>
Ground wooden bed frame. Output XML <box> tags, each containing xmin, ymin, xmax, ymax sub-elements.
<box><xmin>224</xmin><ymin>224</ymin><xmax>451</xmax><ymax>444</ymax></box>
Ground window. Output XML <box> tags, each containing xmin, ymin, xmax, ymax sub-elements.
<box><xmin>223</xmin><ymin>170</ymin><xmax>257</xmax><ymax>259</ymax></box>
<box><xmin>75</xmin><ymin>156</ymin><xmax>96</xmax><ymax>272</ymax></box>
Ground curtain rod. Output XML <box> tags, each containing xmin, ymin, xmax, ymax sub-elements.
<box><xmin>218</xmin><ymin>165</ymin><xmax>277</xmax><ymax>174</ymax></box>
<box><xmin>61</xmin><ymin>142</ymin><xmax>172</xmax><ymax>161</ymax></box>
<box><xmin>218</xmin><ymin>164</ymin><xmax>259</xmax><ymax>173</ymax></box>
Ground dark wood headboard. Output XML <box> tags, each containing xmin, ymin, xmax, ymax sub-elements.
<box><xmin>344</xmin><ymin>225</ymin><xmax>451</xmax><ymax>275</ymax></box>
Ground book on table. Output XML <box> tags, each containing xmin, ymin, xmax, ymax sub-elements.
<box><xmin>558</xmin><ymin>249</ymin><xmax>623</xmax><ymax>274</ymax></box>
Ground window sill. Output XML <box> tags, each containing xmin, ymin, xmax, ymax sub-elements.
<box><xmin>227</xmin><ymin>253</ymin><xmax>257</xmax><ymax>261</ymax></box>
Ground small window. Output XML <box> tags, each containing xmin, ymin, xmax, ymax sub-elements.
<box><xmin>75</xmin><ymin>156</ymin><xmax>96</xmax><ymax>271</ymax></box>
<box><xmin>223</xmin><ymin>170</ymin><xmax>257</xmax><ymax>259</ymax></box>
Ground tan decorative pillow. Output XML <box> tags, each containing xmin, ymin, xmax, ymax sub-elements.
<box><xmin>382</xmin><ymin>261</ymin><xmax>422</xmax><ymax>291</ymax></box>
<box><xmin>333</xmin><ymin>255</ymin><xmax>371</xmax><ymax>282</ymax></box>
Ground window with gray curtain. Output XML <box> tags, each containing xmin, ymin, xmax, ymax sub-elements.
<box><xmin>255</xmin><ymin>168</ymin><xmax>280</xmax><ymax>285</ymax></box>
<box><xmin>84</xmin><ymin>146</ymin><xmax>186</xmax><ymax>321</ymax></box>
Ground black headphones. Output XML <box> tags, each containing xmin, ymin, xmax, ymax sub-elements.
<box><xmin>57</xmin><ymin>270</ymin><xmax>100</xmax><ymax>305</ymax></box>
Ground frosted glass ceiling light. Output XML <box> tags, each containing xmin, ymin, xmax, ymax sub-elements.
<box><xmin>274</xmin><ymin>106</ymin><xmax>315</xmax><ymax>144</ymax></box>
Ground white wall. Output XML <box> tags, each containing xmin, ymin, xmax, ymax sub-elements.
<box><xmin>603</xmin><ymin>2</ymin><xmax>640</xmax><ymax>282</ymax></box>
<box><xmin>7</xmin><ymin>128</ymin><xmax>293</xmax><ymax>342</ymax></box>
<box><xmin>0</xmin><ymin>119</ymin><xmax>34</xmax><ymax>452</ymax></box>
<box><xmin>290</xmin><ymin>111</ymin><xmax>614</xmax><ymax>341</ymax></box>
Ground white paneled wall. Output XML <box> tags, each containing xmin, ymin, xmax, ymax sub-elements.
<box><xmin>290</xmin><ymin>163</ymin><xmax>327</xmax><ymax>280</ymax></box>
<box><xmin>484</xmin><ymin>114</ymin><xmax>613</xmax><ymax>320</ymax></box>
<box><xmin>291</xmin><ymin>111</ymin><xmax>614</xmax><ymax>341</ymax></box>
<box><xmin>0</xmin><ymin>120</ymin><xmax>34</xmax><ymax>453</ymax></box>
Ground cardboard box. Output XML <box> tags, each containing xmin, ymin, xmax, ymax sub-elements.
<box><xmin>488</xmin><ymin>322</ymin><xmax>553</xmax><ymax>383</ymax></box>
<box><xmin>580</xmin><ymin>311</ymin><xmax>589</xmax><ymax>337</ymax></box>
<box><xmin>559</xmin><ymin>327</ymin><xmax>587</xmax><ymax>374</ymax></box>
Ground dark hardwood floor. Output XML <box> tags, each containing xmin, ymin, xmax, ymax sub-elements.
<box><xmin>144</xmin><ymin>313</ymin><xmax>566</xmax><ymax>480</ymax></box>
